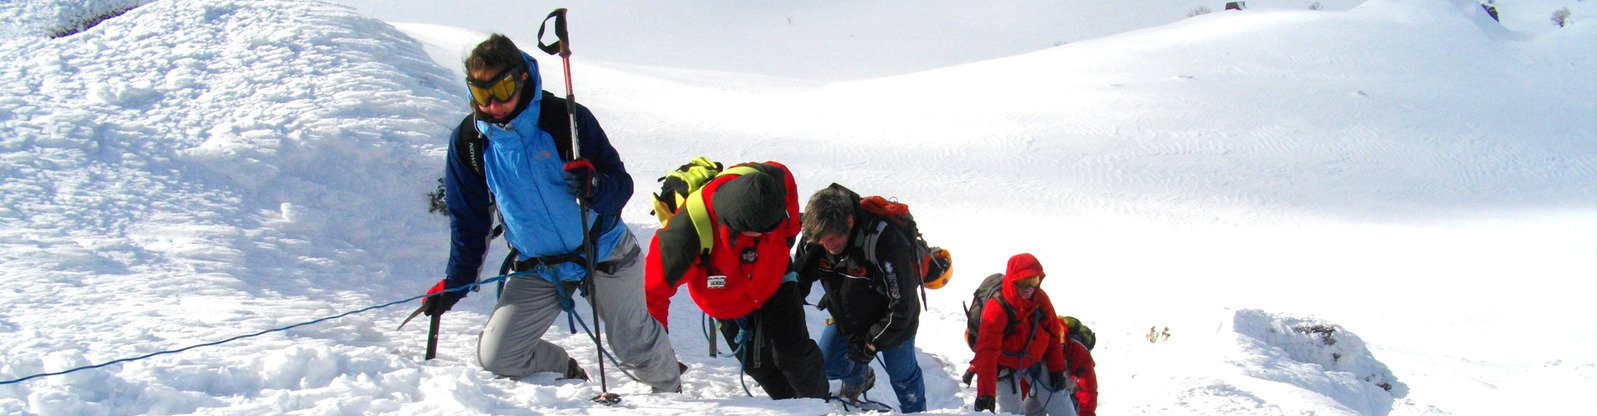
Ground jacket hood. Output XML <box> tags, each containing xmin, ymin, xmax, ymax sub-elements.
<box><xmin>1000</xmin><ymin>253</ymin><xmax>1046</xmax><ymax>307</ymax></box>
<box><xmin>475</xmin><ymin>51</ymin><xmax>543</xmax><ymax>124</ymax></box>
<box><xmin>713</xmin><ymin>170</ymin><xmax>787</xmax><ymax>233</ymax></box>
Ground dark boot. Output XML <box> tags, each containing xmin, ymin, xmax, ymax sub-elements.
<box><xmin>838</xmin><ymin>367</ymin><xmax>876</xmax><ymax>400</ymax></box>
<box><xmin>561</xmin><ymin>358</ymin><xmax>589</xmax><ymax>381</ymax></box>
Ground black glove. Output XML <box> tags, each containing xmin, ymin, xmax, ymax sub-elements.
<box><xmin>846</xmin><ymin>341</ymin><xmax>875</xmax><ymax>364</ymax></box>
<box><xmin>422</xmin><ymin>279</ymin><xmax>464</xmax><ymax>317</ymax></box>
<box><xmin>962</xmin><ymin>369</ymin><xmax>975</xmax><ymax>385</ymax></box>
<box><xmin>563</xmin><ymin>159</ymin><xmax>597</xmax><ymax>199</ymax></box>
<box><xmin>1050</xmin><ymin>371</ymin><xmax>1070</xmax><ymax>392</ymax></box>
<box><xmin>974</xmin><ymin>395</ymin><xmax>995</xmax><ymax>413</ymax></box>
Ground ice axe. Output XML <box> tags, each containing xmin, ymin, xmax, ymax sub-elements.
<box><xmin>537</xmin><ymin>7</ymin><xmax>620</xmax><ymax>406</ymax></box>
<box><xmin>397</xmin><ymin>300</ymin><xmax>441</xmax><ymax>360</ymax></box>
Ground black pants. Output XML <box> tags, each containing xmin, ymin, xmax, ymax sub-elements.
<box><xmin>718</xmin><ymin>281</ymin><xmax>830</xmax><ymax>399</ymax></box>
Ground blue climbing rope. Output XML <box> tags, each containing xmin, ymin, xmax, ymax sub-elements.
<box><xmin>566</xmin><ymin>304</ymin><xmax>641</xmax><ymax>383</ymax></box>
<box><xmin>0</xmin><ymin>272</ymin><xmax>525</xmax><ymax>386</ymax></box>
<box><xmin>701</xmin><ymin>313</ymin><xmax>753</xmax><ymax>397</ymax></box>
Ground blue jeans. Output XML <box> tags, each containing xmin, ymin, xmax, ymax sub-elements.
<box><xmin>819</xmin><ymin>323</ymin><xmax>926</xmax><ymax>413</ymax></box>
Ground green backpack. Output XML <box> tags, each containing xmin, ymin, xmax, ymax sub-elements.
<box><xmin>1059</xmin><ymin>315</ymin><xmax>1096</xmax><ymax>351</ymax></box>
<box><xmin>650</xmin><ymin>156</ymin><xmax>723</xmax><ymax>226</ymax></box>
<box><xmin>649</xmin><ymin>157</ymin><xmax>759</xmax><ymax>258</ymax></box>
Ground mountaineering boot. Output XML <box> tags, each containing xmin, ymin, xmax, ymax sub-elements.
<box><xmin>838</xmin><ymin>367</ymin><xmax>876</xmax><ymax>401</ymax></box>
<box><xmin>561</xmin><ymin>358</ymin><xmax>590</xmax><ymax>381</ymax></box>
<box><xmin>650</xmin><ymin>362</ymin><xmax>691</xmax><ymax>394</ymax></box>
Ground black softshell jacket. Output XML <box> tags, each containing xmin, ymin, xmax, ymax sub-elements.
<box><xmin>794</xmin><ymin>188</ymin><xmax>921</xmax><ymax>349</ymax></box>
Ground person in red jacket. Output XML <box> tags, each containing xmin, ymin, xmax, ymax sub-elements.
<box><xmin>1058</xmin><ymin>317</ymin><xmax>1098</xmax><ymax>416</ymax></box>
<box><xmin>971</xmin><ymin>253</ymin><xmax>1077</xmax><ymax>415</ymax></box>
<box><xmin>643</xmin><ymin>161</ymin><xmax>828</xmax><ymax>399</ymax></box>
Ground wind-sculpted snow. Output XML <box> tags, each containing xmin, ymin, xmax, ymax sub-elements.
<box><xmin>0</xmin><ymin>0</ymin><xmax>458</xmax><ymax>413</ymax></box>
<box><xmin>0</xmin><ymin>0</ymin><xmax>151</xmax><ymax>39</ymax></box>
<box><xmin>1230</xmin><ymin>309</ymin><xmax>1404</xmax><ymax>415</ymax></box>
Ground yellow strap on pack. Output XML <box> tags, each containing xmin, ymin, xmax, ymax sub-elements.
<box><xmin>653</xmin><ymin>156</ymin><xmax>724</xmax><ymax>227</ymax></box>
<box><xmin>683</xmin><ymin>165</ymin><xmax>760</xmax><ymax>256</ymax></box>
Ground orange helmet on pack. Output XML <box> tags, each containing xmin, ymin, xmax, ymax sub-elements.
<box><xmin>922</xmin><ymin>247</ymin><xmax>953</xmax><ymax>289</ymax></box>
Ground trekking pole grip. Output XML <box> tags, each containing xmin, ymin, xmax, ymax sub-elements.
<box><xmin>537</xmin><ymin>8</ymin><xmax>570</xmax><ymax>57</ymax></box>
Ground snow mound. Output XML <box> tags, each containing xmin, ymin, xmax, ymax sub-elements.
<box><xmin>0</xmin><ymin>0</ymin><xmax>458</xmax><ymax>294</ymax></box>
<box><xmin>1</xmin><ymin>0</ymin><xmax>463</xmax><ymax>413</ymax></box>
<box><xmin>1229</xmin><ymin>308</ymin><xmax>1405</xmax><ymax>415</ymax></box>
<box><xmin>0</xmin><ymin>0</ymin><xmax>150</xmax><ymax>39</ymax></box>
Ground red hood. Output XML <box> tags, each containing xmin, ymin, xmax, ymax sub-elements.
<box><xmin>1000</xmin><ymin>253</ymin><xmax>1046</xmax><ymax>309</ymax></box>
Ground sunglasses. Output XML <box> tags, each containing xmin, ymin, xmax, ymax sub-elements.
<box><xmin>466</xmin><ymin>67</ymin><xmax>523</xmax><ymax>107</ymax></box>
<box><xmin>1014</xmin><ymin>275</ymin><xmax>1042</xmax><ymax>289</ymax></box>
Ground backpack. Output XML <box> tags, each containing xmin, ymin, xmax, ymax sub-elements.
<box><xmin>648</xmin><ymin>157</ymin><xmax>758</xmax><ymax>259</ymax></box>
<box><xmin>650</xmin><ymin>157</ymin><xmax>723</xmax><ymax>226</ymax></box>
<box><xmin>857</xmin><ymin>196</ymin><xmax>952</xmax><ymax>291</ymax></box>
<box><xmin>964</xmin><ymin>273</ymin><xmax>1009</xmax><ymax>350</ymax></box>
<box><xmin>963</xmin><ymin>273</ymin><xmax>1051</xmax><ymax>352</ymax></box>
<box><xmin>1059</xmin><ymin>315</ymin><xmax>1097</xmax><ymax>351</ymax></box>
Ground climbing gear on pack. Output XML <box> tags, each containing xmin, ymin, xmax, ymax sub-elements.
<box><xmin>651</xmin><ymin>157</ymin><xmax>724</xmax><ymax>226</ymax></box>
<box><xmin>924</xmin><ymin>247</ymin><xmax>953</xmax><ymax>289</ymax></box>
<box><xmin>853</xmin><ymin>193</ymin><xmax>952</xmax><ymax>312</ymax></box>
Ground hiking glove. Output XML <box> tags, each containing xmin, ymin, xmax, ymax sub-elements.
<box><xmin>846</xmin><ymin>341</ymin><xmax>875</xmax><ymax>364</ymax></box>
<box><xmin>422</xmin><ymin>279</ymin><xmax>464</xmax><ymax>317</ymax></box>
<box><xmin>563</xmin><ymin>160</ymin><xmax>597</xmax><ymax>200</ymax></box>
<box><xmin>962</xmin><ymin>369</ymin><xmax>975</xmax><ymax>385</ymax></box>
<box><xmin>1050</xmin><ymin>371</ymin><xmax>1069</xmax><ymax>391</ymax></box>
<box><xmin>974</xmin><ymin>395</ymin><xmax>995</xmax><ymax>413</ymax></box>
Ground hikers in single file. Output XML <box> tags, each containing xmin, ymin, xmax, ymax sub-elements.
<box><xmin>968</xmin><ymin>253</ymin><xmax>1077</xmax><ymax>415</ymax></box>
<box><xmin>792</xmin><ymin>183</ymin><xmax>931</xmax><ymax>412</ymax></box>
<box><xmin>643</xmin><ymin>161</ymin><xmax>829</xmax><ymax>400</ymax></box>
<box><xmin>422</xmin><ymin>34</ymin><xmax>681</xmax><ymax>393</ymax></box>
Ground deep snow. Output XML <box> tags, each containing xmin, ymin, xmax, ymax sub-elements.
<box><xmin>0</xmin><ymin>0</ymin><xmax>1592</xmax><ymax>415</ymax></box>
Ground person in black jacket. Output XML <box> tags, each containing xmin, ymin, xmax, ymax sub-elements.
<box><xmin>794</xmin><ymin>183</ymin><xmax>925</xmax><ymax>412</ymax></box>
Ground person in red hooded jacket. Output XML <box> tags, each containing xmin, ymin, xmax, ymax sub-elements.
<box><xmin>643</xmin><ymin>161</ymin><xmax>828</xmax><ymax>400</ymax></box>
<box><xmin>971</xmin><ymin>253</ymin><xmax>1077</xmax><ymax>416</ymax></box>
<box><xmin>1057</xmin><ymin>317</ymin><xmax>1097</xmax><ymax>416</ymax></box>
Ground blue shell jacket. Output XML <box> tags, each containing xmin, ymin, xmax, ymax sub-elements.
<box><xmin>442</xmin><ymin>51</ymin><xmax>633</xmax><ymax>294</ymax></box>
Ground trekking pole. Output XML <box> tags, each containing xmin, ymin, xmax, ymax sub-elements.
<box><xmin>538</xmin><ymin>8</ymin><xmax>618</xmax><ymax>406</ymax></box>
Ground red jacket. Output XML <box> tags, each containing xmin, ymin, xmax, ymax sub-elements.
<box><xmin>645</xmin><ymin>162</ymin><xmax>801</xmax><ymax>327</ymax></box>
<box><xmin>973</xmin><ymin>253</ymin><xmax>1068</xmax><ymax>397</ymax></box>
<box><xmin>1065</xmin><ymin>339</ymin><xmax>1098</xmax><ymax>416</ymax></box>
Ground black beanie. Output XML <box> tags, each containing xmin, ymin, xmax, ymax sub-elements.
<box><xmin>712</xmin><ymin>171</ymin><xmax>786</xmax><ymax>233</ymax></box>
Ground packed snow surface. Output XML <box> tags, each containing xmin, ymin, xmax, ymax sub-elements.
<box><xmin>0</xmin><ymin>0</ymin><xmax>1591</xmax><ymax>415</ymax></box>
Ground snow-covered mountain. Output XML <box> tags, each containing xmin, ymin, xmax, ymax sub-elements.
<box><xmin>1</xmin><ymin>0</ymin><xmax>1592</xmax><ymax>415</ymax></box>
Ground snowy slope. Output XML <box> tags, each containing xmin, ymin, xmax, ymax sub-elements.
<box><xmin>328</xmin><ymin>0</ymin><xmax>1383</xmax><ymax>82</ymax></box>
<box><xmin>2</xmin><ymin>0</ymin><xmax>1594</xmax><ymax>415</ymax></box>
